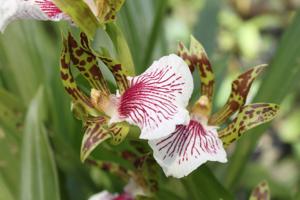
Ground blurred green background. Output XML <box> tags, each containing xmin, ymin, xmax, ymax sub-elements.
<box><xmin>0</xmin><ymin>0</ymin><xmax>300</xmax><ymax>199</ymax></box>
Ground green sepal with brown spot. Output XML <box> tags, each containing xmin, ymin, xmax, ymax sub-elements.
<box><xmin>96</xmin><ymin>0</ymin><xmax>125</xmax><ymax>24</ymax></box>
<box><xmin>60</xmin><ymin>37</ymin><xmax>96</xmax><ymax>114</ymax></box>
<box><xmin>109</xmin><ymin>122</ymin><xmax>130</xmax><ymax>145</ymax></box>
<box><xmin>96</xmin><ymin>50</ymin><xmax>130</xmax><ymax>93</ymax></box>
<box><xmin>53</xmin><ymin>0</ymin><xmax>98</xmax><ymax>39</ymax></box>
<box><xmin>177</xmin><ymin>36</ymin><xmax>215</xmax><ymax>102</ymax></box>
<box><xmin>219</xmin><ymin>103</ymin><xmax>279</xmax><ymax>147</ymax></box>
<box><xmin>209</xmin><ymin>64</ymin><xmax>267</xmax><ymax>125</ymax></box>
<box><xmin>80</xmin><ymin>117</ymin><xmax>130</xmax><ymax>161</ymax></box>
<box><xmin>67</xmin><ymin>32</ymin><xmax>110</xmax><ymax>95</ymax></box>
<box><xmin>80</xmin><ymin>116</ymin><xmax>111</xmax><ymax>162</ymax></box>
<box><xmin>249</xmin><ymin>180</ymin><xmax>270</xmax><ymax>200</ymax></box>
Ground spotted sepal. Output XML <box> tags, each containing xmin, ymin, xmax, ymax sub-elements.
<box><xmin>219</xmin><ymin>103</ymin><xmax>279</xmax><ymax>147</ymax></box>
<box><xmin>109</xmin><ymin>122</ymin><xmax>130</xmax><ymax>145</ymax></box>
<box><xmin>209</xmin><ymin>65</ymin><xmax>266</xmax><ymax>125</ymax></box>
<box><xmin>97</xmin><ymin>53</ymin><xmax>129</xmax><ymax>93</ymax></box>
<box><xmin>80</xmin><ymin>116</ymin><xmax>111</xmax><ymax>162</ymax></box>
<box><xmin>249</xmin><ymin>180</ymin><xmax>270</xmax><ymax>200</ymax></box>
<box><xmin>60</xmin><ymin>37</ymin><xmax>94</xmax><ymax>112</ymax></box>
<box><xmin>96</xmin><ymin>0</ymin><xmax>125</xmax><ymax>24</ymax></box>
<box><xmin>80</xmin><ymin>116</ymin><xmax>130</xmax><ymax>161</ymax></box>
<box><xmin>177</xmin><ymin>36</ymin><xmax>215</xmax><ymax>102</ymax></box>
<box><xmin>67</xmin><ymin>32</ymin><xmax>110</xmax><ymax>95</ymax></box>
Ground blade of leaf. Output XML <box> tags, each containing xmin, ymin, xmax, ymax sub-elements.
<box><xmin>193</xmin><ymin>0</ymin><xmax>221</xmax><ymax>56</ymax></box>
<box><xmin>141</xmin><ymin>0</ymin><xmax>167</xmax><ymax>68</ymax></box>
<box><xmin>209</xmin><ymin>64</ymin><xmax>266</xmax><ymax>125</ymax></box>
<box><xmin>182</xmin><ymin>165</ymin><xmax>233</xmax><ymax>200</ymax></box>
<box><xmin>106</xmin><ymin>23</ymin><xmax>135</xmax><ymax>76</ymax></box>
<box><xmin>20</xmin><ymin>87</ymin><xmax>60</xmax><ymax>200</ymax></box>
<box><xmin>219</xmin><ymin>103</ymin><xmax>279</xmax><ymax>147</ymax></box>
<box><xmin>224</xmin><ymin>10</ymin><xmax>300</xmax><ymax>189</ymax></box>
<box><xmin>0</xmin><ymin>174</ymin><xmax>14</xmax><ymax>200</ymax></box>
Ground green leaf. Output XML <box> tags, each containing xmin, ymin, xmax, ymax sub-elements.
<box><xmin>53</xmin><ymin>0</ymin><xmax>98</xmax><ymax>39</ymax></box>
<box><xmin>0</xmin><ymin>174</ymin><xmax>14</xmax><ymax>200</ymax></box>
<box><xmin>182</xmin><ymin>165</ymin><xmax>233</xmax><ymax>200</ymax></box>
<box><xmin>193</xmin><ymin>0</ymin><xmax>221</xmax><ymax>56</ymax></box>
<box><xmin>224</xmin><ymin>10</ymin><xmax>300</xmax><ymax>189</ymax></box>
<box><xmin>20</xmin><ymin>87</ymin><xmax>60</xmax><ymax>200</ymax></box>
<box><xmin>106</xmin><ymin>23</ymin><xmax>135</xmax><ymax>76</ymax></box>
<box><xmin>141</xmin><ymin>0</ymin><xmax>167</xmax><ymax>68</ymax></box>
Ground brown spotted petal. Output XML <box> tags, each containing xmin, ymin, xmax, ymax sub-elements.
<box><xmin>219</xmin><ymin>103</ymin><xmax>279</xmax><ymax>148</ymax></box>
<box><xmin>249</xmin><ymin>180</ymin><xmax>270</xmax><ymax>200</ymax></box>
<box><xmin>209</xmin><ymin>65</ymin><xmax>267</xmax><ymax>125</ymax></box>
<box><xmin>67</xmin><ymin>32</ymin><xmax>110</xmax><ymax>95</ymax></box>
<box><xmin>177</xmin><ymin>36</ymin><xmax>215</xmax><ymax>102</ymax></box>
<box><xmin>60</xmin><ymin>37</ymin><xmax>95</xmax><ymax>113</ymax></box>
<box><xmin>80</xmin><ymin>116</ymin><xmax>111</xmax><ymax>162</ymax></box>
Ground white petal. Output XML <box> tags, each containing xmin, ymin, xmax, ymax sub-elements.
<box><xmin>0</xmin><ymin>0</ymin><xmax>18</xmax><ymax>32</ymax></box>
<box><xmin>0</xmin><ymin>0</ymin><xmax>67</xmax><ymax>32</ymax></box>
<box><xmin>149</xmin><ymin>120</ymin><xmax>227</xmax><ymax>178</ymax></box>
<box><xmin>111</xmin><ymin>54</ymin><xmax>193</xmax><ymax>140</ymax></box>
<box><xmin>88</xmin><ymin>191</ymin><xmax>117</xmax><ymax>200</ymax></box>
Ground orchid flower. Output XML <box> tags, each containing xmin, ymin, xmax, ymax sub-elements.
<box><xmin>0</xmin><ymin>0</ymin><xmax>67</xmax><ymax>32</ymax></box>
<box><xmin>88</xmin><ymin>178</ymin><xmax>145</xmax><ymax>200</ymax></box>
<box><xmin>60</xmin><ymin>32</ymin><xmax>193</xmax><ymax>162</ymax></box>
<box><xmin>148</xmin><ymin>36</ymin><xmax>280</xmax><ymax>178</ymax></box>
<box><xmin>0</xmin><ymin>0</ymin><xmax>124</xmax><ymax>32</ymax></box>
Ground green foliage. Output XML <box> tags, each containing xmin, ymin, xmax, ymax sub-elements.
<box><xmin>224</xmin><ymin>10</ymin><xmax>300</xmax><ymax>190</ymax></box>
<box><xmin>20</xmin><ymin>87</ymin><xmax>60</xmax><ymax>200</ymax></box>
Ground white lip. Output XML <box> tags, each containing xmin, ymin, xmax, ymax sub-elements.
<box><xmin>0</xmin><ymin>0</ymin><xmax>18</xmax><ymax>32</ymax></box>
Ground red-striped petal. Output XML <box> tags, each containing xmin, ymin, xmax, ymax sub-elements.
<box><xmin>0</xmin><ymin>0</ymin><xmax>67</xmax><ymax>32</ymax></box>
<box><xmin>34</xmin><ymin>0</ymin><xmax>64</xmax><ymax>19</ymax></box>
<box><xmin>149</xmin><ymin>120</ymin><xmax>227</xmax><ymax>178</ymax></box>
<box><xmin>110</xmin><ymin>54</ymin><xmax>194</xmax><ymax>140</ymax></box>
